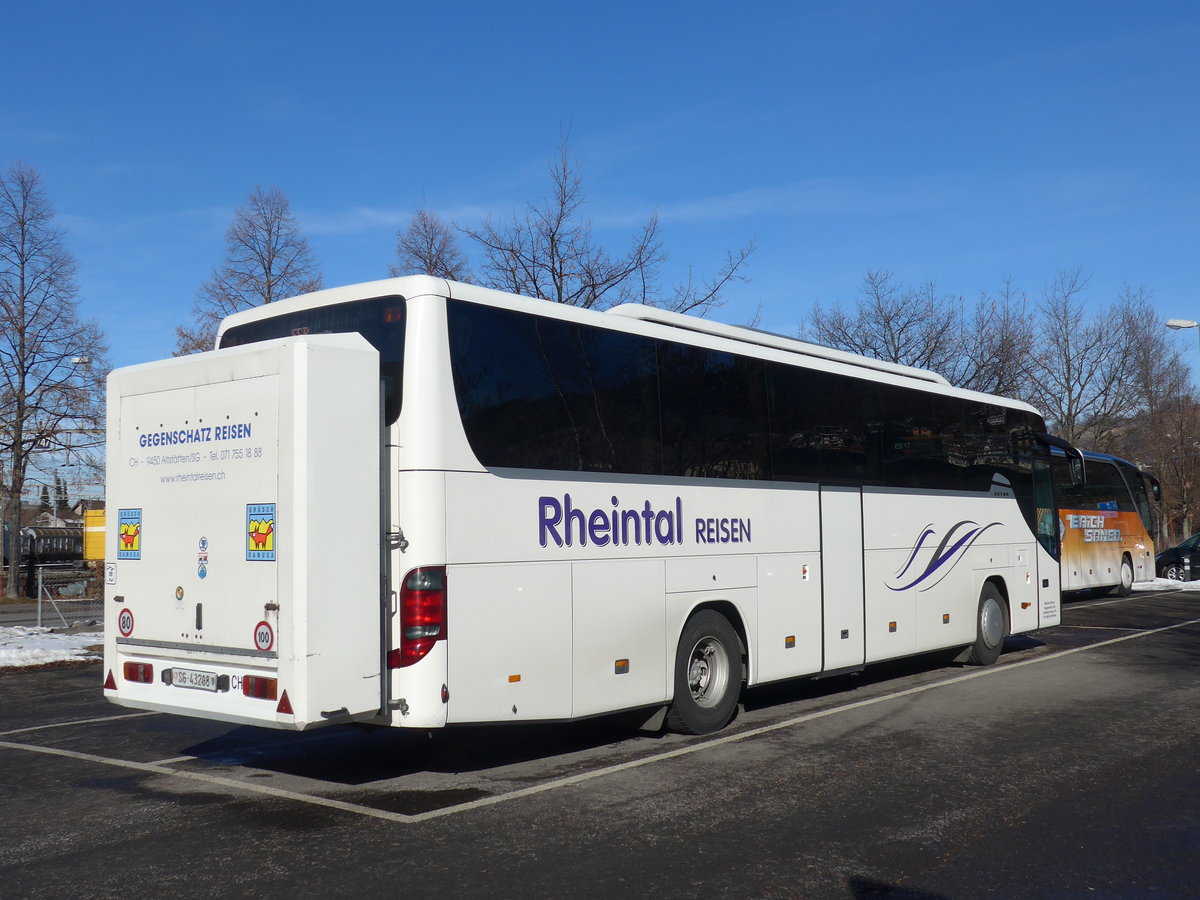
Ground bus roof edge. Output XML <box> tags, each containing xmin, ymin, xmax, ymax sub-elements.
<box><xmin>606</xmin><ymin>303</ymin><xmax>951</xmax><ymax>387</ymax></box>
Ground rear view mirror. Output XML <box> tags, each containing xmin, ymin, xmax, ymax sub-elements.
<box><xmin>1069</xmin><ymin>455</ymin><xmax>1085</xmax><ymax>486</ymax></box>
<box><xmin>1035</xmin><ymin>432</ymin><xmax>1084</xmax><ymax>485</ymax></box>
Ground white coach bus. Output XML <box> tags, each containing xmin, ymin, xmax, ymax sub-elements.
<box><xmin>104</xmin><ymin>276</ymin><xmax>1066</xmax><ymax>735</ymax></box>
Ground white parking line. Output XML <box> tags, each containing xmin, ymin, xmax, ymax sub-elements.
<box><xmin>1069</xmin><ymin>589</ymin><xmax>1186</xmax><ymax>611</ymax></box>
<box><xmin>2</xmin><ymin>613</ymin><xmax>1199</xmax><ymax>826</ymax></box>
<box><xmin>0</xmin><ymin>711</ymin><xmax>158</xmax><ymax>738</ymax></box>
<box><xmin>0</xmin><ymin>740</ymin><xmax>417</xmax><ymax>824</ymax></box>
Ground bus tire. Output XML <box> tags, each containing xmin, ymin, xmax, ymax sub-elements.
<box><xmin>666</xmin><ymin>610</ymin><xmax>741</xmax><ymax>735</ymax></box>
<box><xmin>966</xmin><ymin>583</ymin><xmax>1007</xmax><ymax>666</ymax></box>
<box><xmin>1111</xmin><ymin>556</ymin><xmax>1134</xmax><ymax>597</ymax></box>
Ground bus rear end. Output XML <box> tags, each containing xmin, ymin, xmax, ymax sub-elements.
<box><xmin>103</xmin><ymin>334</ymin><xmax>384</xmax><ymax>730</ymax></box>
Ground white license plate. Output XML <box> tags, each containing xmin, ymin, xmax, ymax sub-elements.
<box><xmin>172</xmin><ymin>667</ymin><xmax>218</xmax><ymax>692</ymax></box>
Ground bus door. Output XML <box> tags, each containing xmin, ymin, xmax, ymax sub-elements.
<box><xmin>820</xmin><ymin>484</ymin><xmax>867</xmax><ymax>671</ymax></box>
<box><xmin>1032</xmin><ymin>444</ymin><xmax>1062</xmax><ymax>624</ymax></box>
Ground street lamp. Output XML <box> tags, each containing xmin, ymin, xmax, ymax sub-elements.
<box><xmin>1167</xmin><ymin>319</ymin><xmax>1200</xmax><ymax>370</ymax></box>
<box><xmin>1166</xmin><ymin>318</ymin><xmax>1200</xmax><ymax>342</ymax></box>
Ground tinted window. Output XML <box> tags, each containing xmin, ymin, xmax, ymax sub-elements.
<box><xmin>1086</xmin><ymin>461</ymin><xmax>1137</xmax><ymax>512</ymax></box>
<box><xmin>881</xmin><ymin>386</ymin><xmax>967</xmax><ymax>489</ymax></box>
<box><xmin>448</xmin><ymin>302</ymin><xmax>661</xmax><ymax>473</ymax></box>
<box><xmin>1051</xmin><ymin>455</ymin><xmax>1080</xmax><ymax>506</ymax></box>
<box><xmin>445</xmin><ymin>299</ymin><xmax>1044</xmax><ymax>497</ymax></box>
<box><xmin>220</xmin><ymin>296</ymin><xmax>405</xmax><ymax>425</ymax></box>
<box><xmin>1115</xmin><ymin>462</ymin><xmax>1154</xmax><ymax>533</ymax></box>
<box><xmin>768</xmin><ymin>364</ymin><xmax>881</xmax><ymax>481</ymax></box>
<box><xmin>958</xmin><ymin>403</ymin><xmax>1021</xmax><ymax>492</ymax></box>
<box><xmin>448</xmin><ymin>304</ymin><xmax>586</xmax><ymax>471</ymax></box>
<box><xmin>571</xmin><ymin>323</ymin><xmax>661</xmax><ymax>474</ymax></box>
<box><xmin>661</xmin><ymin>345</ymin><xmax>769</xmax><ymax>479</ymax></box>
<box><xmin>1053</xmin><ymin>457</ymin><xmax>1135</xmax><ymax>512</ymax></box>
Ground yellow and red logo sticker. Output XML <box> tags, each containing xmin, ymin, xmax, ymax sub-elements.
<box><xmin>117</xmin><ymin>509</ymin><xmax>142</xmax><ymax>559</ymax></box>
<box><xmin>247</xmin><ymin>503</ymin><xmax>276</xmax><ymax>561</ymax></box>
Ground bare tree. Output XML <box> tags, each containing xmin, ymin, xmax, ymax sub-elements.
<box><xmin>1027</xmin><ymin>269</ymin><xmax>1136</xmax><ymax>446</ymax></box>
<box><xmin>959</xmin><ymin>278</ymin><xmax>1036</xmax><ymax>398</ymax></box>
<box><xmin>1098</xmin><ymin>284</ymin><xmax>1193</xmax><ymax>539</ymax></box>
<box><xmin>1116</xmin><ymin>283</ymin><xmax>1187</xmax><ymax>419</ymax></box>
<box><xmin>805</xmin><ymin>270</ymin><xmax>971</xmax><ymax>379</ymax></box>
<box><xmin>0</xmin><ymin>161</ymin><xmax>108</xmax><ymax>597</ymax></box>
<box><xmin>805</xmin><ymin>265</ymin><xmax>1200</xmax><ymax>537</ymax></box>
<box><xmin>1143</xmin><ymin>388</ymin><xmax>1200</xmax><ymax>542</ymax></box>
<box><xmin>176</xmin><ymin>186</ymin><xmax>322</xmax><ymax>354</ymax></box>
<box><xmin>459</xmin><ymin>145</ymin><xmax>753</xmax><ymax>314</ymax></box>
<box><xmin>390</xmin><ymin>208</ymin><xmax>471</xmax><ymax>281</ymax></box>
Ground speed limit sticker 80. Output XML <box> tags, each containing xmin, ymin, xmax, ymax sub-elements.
<box><xmin>117</xmin><ymin>608</ymin><xmax>135</xmax><ymax>637</ymax></box>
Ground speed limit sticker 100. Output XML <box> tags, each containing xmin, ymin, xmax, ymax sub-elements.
<box><xmin>253</xmin><ymin>620</ymin><xmax>274</xmax><ymax>651</ymax></box>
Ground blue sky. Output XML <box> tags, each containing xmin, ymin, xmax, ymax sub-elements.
<box><xmin>3</xmin><ymin>0</ymin><xmax>1198</xmax><ymax>371</ymax></box>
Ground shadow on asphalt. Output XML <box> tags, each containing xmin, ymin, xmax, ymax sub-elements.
<box><xmin>179</xmin><ymin>637</ymin><xmax>1050</xmax><ymax>787</ymax></box>
<box><xmin>182</xmin><ymin>713</ymin><xmax>658</xmax><ymax>785</ymax></box>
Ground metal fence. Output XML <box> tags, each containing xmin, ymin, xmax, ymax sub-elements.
<box><xmin>34</xmin><ymin>565</ymin><xmax>104</xmax><ymax>628</ymax></box>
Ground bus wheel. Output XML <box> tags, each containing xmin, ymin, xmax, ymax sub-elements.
<box><xmin>1111</xmin><ymin>556</ymin><xmax>1134</xmax><ymax>596</ymax></box>
<box><xmin>966</xmin><ymin>584</ymin><xmax>1007</xmax><ymax>666</ymax></box>
<box><xmin>666</xmin><ymin>610</ymin><xmax>741</xmax><ymax>735</ymax></box>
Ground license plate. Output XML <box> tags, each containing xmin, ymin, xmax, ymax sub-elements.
<box><xmin>172</xmin><ymin>667</ymin><xmax>218</xmax><ymax>692</ymax></box>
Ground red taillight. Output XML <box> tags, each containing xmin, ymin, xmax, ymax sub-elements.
<box><xmin>393</xmin><ymin>566</ymin><xmax>446</xmax><ymax>668</ymax></box>
<box><xmin>122</xmin><ymin>662</ymin><xmax>153</xmax><ymax>683</ymax></box>
<box><xmin>242</xmin><ymin>675</ymin><xmax>278</xmax><ymax>700</ymax></box>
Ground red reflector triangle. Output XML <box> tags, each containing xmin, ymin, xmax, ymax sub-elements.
<box><xmin>103</xmin><ymin>670</ymin><xmax>116</xmax><ymax>690</ymax></box>
<box><xmin>276</xmin><ymin>690</ymin><xmax>293</xmax><ymax>715</ymax></box>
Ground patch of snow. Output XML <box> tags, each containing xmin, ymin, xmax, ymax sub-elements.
<box><xmin>1134</xmin><ymin>578</ymin><xmax>1200</xmax><ymax>592</ymax></box>
<box><xmin>0</xmin><ymin>626</ymin><xmax>102</xmax><ymax>668</ymax></box>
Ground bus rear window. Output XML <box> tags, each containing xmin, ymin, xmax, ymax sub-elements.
<box><xmin>220</xmin><ymin>296</ymin><xmax>405</xmax><ymax>425</ymax></box>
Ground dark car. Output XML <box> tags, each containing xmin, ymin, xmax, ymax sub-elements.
<box><xmin>1156</xmin><ymin>533</ymin><xmax>1200</xmax><ymax>581</ymax></box>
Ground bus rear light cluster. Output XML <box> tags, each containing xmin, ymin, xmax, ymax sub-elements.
<box><xmin>123</xmin><ymin>662</ymin><xmax>153</xmax><ymax>683</ymax></box>
<box><xmin>392</xmin><ymin>566</ymin><xmax>447</xmax><ymax>668</ymax></box>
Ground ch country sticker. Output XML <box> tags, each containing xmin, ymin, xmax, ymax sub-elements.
<box><xmin>247</xmin><ymin>503</ymin><xmax>276</xmax><ymax>561</ymax></box>
<box><xmin>117</xmin><ymin>509</ymin><xmax>142</xmax><ymax>560</ymax></box>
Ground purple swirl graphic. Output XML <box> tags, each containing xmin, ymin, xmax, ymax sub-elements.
<box><xmin>887</xmin><ymin>520</ymin><xmax>1002</xmax><ymax>592</ymax></box>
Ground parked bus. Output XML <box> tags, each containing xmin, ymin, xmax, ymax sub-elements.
<box><xmin>1051</xmin><ymin>449</ymin><xmax>1158</xmax><ymax>595</ymax></box>
<box><xmin>104</xmin><ymin>276</ymin><xmax>1067</xmax><ymax>735</ymax></box>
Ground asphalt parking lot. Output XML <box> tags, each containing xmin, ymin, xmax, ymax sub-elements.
<box><xmin>3</xmin><ymin>590</ymin><xmax>1200</xmax><ymax>898</ymax></box>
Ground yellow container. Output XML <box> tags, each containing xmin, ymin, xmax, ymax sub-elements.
<box><xmin>84</xmin><ymin>509</ymin><xmax>106</xmax><ymax>561</ymax></box>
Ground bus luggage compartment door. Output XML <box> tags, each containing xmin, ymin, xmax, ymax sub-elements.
<box><xmin>820</xmin><ymin>485</ymin><xmax>866</xmax><ymax>670</ymax></box>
